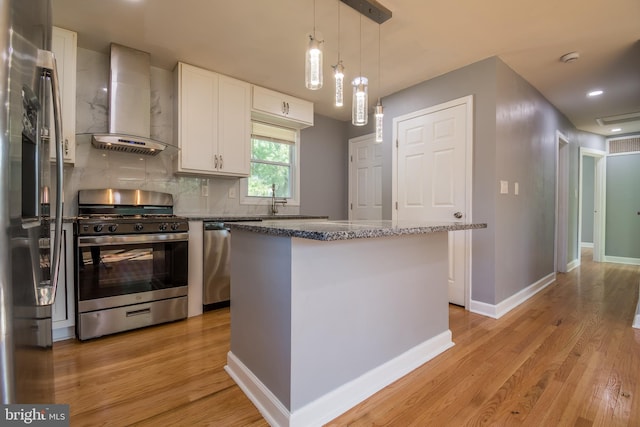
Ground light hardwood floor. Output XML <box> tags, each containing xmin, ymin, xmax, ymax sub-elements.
<box><xmin>53</xmin><ymin>249</ymin><xmax>640</xmax><ymax>426</ymax></box>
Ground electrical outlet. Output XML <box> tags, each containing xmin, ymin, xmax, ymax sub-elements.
<box><xmin>500</xmin><ymin>180</ymin><xmax>509</xmax><ymax>194</ymax></box>
<box><xmin>228</xmin><ymin>186</ymin><xmax>237</xmax><ymax>199</ymax></box>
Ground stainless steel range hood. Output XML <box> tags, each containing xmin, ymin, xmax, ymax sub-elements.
<box><xmin>92</xmin><ymin>43</ymin><xmax>167</xmax><ymax>156</ymax></box>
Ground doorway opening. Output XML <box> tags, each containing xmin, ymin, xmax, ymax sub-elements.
<box><xmin>578</xmin><ymin>148</ymin><xmax>605</xmax><ymax>263</ymax></box>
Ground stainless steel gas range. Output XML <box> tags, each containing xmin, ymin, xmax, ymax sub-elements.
<box><xmin>75</xmin><ymin>189</ymin><xmax>188</xmax><ymax>340</ymax></box>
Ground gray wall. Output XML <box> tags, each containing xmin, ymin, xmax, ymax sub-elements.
<box><xmin>581</xmin><ymin>156</ymin><xmax>595</xmax><ymax>243</ymax></box>
<box><xmin>300</xmin><ymin>115</ymin><xmax>349</xmax><ymax>219</ymax></box>
<box><xmin>493</xmin><ymin>59</ymin><xmax>577</xmax><ymax>302</ymax></box>
<box><xmin>605</xmin><ymin>153</ymin><xmax>640</xmax><ymax>258</ymax></box>
<box><xmin>345</xmin><ymin>56</ymin><xmax>606</xmax><ymax>305</ymax></box>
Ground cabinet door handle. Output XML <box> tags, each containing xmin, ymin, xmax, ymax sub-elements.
<box><xmin>214</xmin><ymin>154</ymin><xmax>218</xmax><ymax>169</ymax></box>
<box><xmin>64</xmin><ymin>138</ymin><xmax>69</xmax><ymax>156</ymax></box>
<box><xmin>219</xmin><ymin>155</ymin><xmax>223</xmax><ymax>169</ymax></box>
<box><xmin>286</xmin><ymin>102</ymin><xmax>290</xmax><ymax>115</ymax></box>
<box><xmin>281</xmin><ymin>101</ymin><xmax>286</xmax><ymax>114</ymax></box>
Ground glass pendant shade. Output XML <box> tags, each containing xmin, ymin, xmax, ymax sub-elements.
<box><xmin>334</xmin><ymin>62</ymin><xmax>345</xmax><ymax>107</ymax></box>
<box><xmin>375</xmin><ymin>100</ymin><xmax>384</xmax><ymax>142</ymax></box>
<box><xmin>305</xmin><ymin>36</ymin><xmax>323</xmax><ymax>90</ymax></box>
<box><xmin>352</xmin><ymin>77</ymin><xmax>368</xmax><ymax>126</ymax></box>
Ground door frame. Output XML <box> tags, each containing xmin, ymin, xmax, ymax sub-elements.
<box><xmin>578</xmin><ymin>147</ymin><xmax>606</xmax><ymax>262</ymax></box>
<box><xmin>555</xmin><ymin>131</ymin><xmax>570</xmax><ymax>273</ymax></box>
<box><xmin>348</xmin><ymin>133</ymin><xmax>382</xmax><ymax>221</ymax></box>
<box><xmin>391</xmin><ymin>95</ymin><xmax>474</xmax><ymax>308</ymax></box>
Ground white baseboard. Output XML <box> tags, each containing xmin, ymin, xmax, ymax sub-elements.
<box><xmin>225</xmin><ymin>330</ymin><xmax>454</xmax><ymax>427</ymax></box>
<box><xmin>52</xmin><ymin>326</ymin><xmax>75</xmax><ymax>342</ymax></box>
<box><xmin>634</xmin><ymin>283</ymin><xmax>640</xmax><ymax>330</ymax></box>
<box><xmin>604</xmin><ymin>256</ymin><xmax>640</xmax><ymax>266</ymax></box>
<box><xmin>469</xmin><ymin>272</ymin><xmax>556</xmax><ymax>319</ymax></box>
<box><xmin>566</xmin><ymin>258</ymin><xmax>580</xmax><ymax>272</ymax></box>
<box><xmin>581</xmin><ymin>242</ymin><xmax>594</xmax><ymax>248</ymax></box>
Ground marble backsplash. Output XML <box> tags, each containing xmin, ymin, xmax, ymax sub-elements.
<box><xmin>65</xmin><ymin>47</ymin><xmax>298</xmax><ymax>217</ymax></box>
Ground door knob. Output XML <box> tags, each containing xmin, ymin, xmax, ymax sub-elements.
<box><xmin>453</xmin><ymin>212</ymin><xmax>463</xmax><ymax>219</ymax></box>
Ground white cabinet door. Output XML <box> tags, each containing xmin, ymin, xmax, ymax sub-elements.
<box><xmin>52</xmin><ymin>223</ymin><xmax>75</xmax><ymax>340</ymax></box>
<box><xmin>175</xmin><ymin>63</ymin><xmax>250</xmax><ymax>177</ymax></box>
<box><xmin>251</xmin><ymin>85</ymin><xmax>314</xmax><ymax>128</ymax></box>
<box><xmin>49</xmin><ymin>26</ymin><xmax>77</xmax><ymax>164</ymax></box>
<box><xmin>284</xmin><ymin>94</ymin><xmax>314</xmax><ymax>125</ymax></box>
<box><xmin>176</xmin><ymin>63</ymin><xmax>218</xmax><ymax>173</ymax></box>
<box><xmin>218</xmin><ymin>75</ymin><xmax>251</xmax><ymax>176</ymax></box>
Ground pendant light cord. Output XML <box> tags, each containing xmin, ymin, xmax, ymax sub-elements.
<box><xmin>359</xmin><ymin>3</ymin><xmax>362</xmax><ymax>78</ymax></box>
<box><xmin>313</xmin><ymin>0</ymin><xmax>316</xmax><ymax>38</ymax></box>
<box><xmin>337</xmin><ymin>1</ymin><xmax>341</xmax><ymax>62</ymax></box>
<box><xmin>378</xmin><ymin>23</ymin><xmax>381</xmax><ymax>102</ymax></box>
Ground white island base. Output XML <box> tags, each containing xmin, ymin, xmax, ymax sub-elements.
<box><xmin>225</xmin><ymin>229</ymin><xmax>454</xmax><ymax>427</ymax></box>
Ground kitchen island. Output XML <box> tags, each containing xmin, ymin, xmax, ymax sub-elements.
<box><xmin>224</xmin><ymin>219</ymin><xmax>486</xmax><ymax>427</ymax></box>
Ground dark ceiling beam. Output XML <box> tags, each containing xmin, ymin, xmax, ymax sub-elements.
<box><xmin>339</xmin><ymin>0</ymin><xmax>392</xmax><ymax>24</ymax></box>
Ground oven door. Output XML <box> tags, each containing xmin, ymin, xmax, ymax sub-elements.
<box><xmin>76</xmin><ymin>233</ymin><xmax>188</xmax><ymax>312</ymax></box>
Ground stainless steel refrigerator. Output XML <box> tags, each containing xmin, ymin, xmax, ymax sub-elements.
<box><xmin>0</xmin><ymin>0</ymin><xmax>64</xmax><ymax>403</ymax></box>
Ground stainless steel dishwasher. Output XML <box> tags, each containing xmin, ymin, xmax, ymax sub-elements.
<box><xmin>203</xmin><ymin>222</ymin><xmax>231</xmax><ymax>309</ymax></box>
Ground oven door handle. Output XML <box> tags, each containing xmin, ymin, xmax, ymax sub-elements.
<box><xmin>77</xmin><ymin>233</ymin><xmax>189</xmax><ymax>247</ymax></box>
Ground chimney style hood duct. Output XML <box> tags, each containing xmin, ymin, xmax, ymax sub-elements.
<box><xmin>92</xmin><ymin>44</ymin><xmax>167</xmax><ymax>155</ymax></box>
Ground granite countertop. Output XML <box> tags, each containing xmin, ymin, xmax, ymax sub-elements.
<box><xmin>180</xmin><ymin>214</ymin><xmax>328</xmax><ymax>222</ymax></box>
<box><xmin>226</xmin><ymin>219</ymin><xmax>487</xmax><ymax>241</ymax></box>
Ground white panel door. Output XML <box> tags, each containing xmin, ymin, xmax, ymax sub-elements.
<box><xmin>349</xmin><ymin>134</ymin><xmax>382</xmax><ymax>220</ymax></box>
<box><xmin>396</xmin><ymin>101</ymin><xmax>470</xmax><ymax>306</ymax></box>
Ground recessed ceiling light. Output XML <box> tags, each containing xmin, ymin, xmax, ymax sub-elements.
<box><xmin>611</xmin><ymin>128</ymin><xmax>622</xmax><ymax>132</ymax></box>
<box><xmin>588</xmin><ymin>90</ymin><xmax>603</xmax><ymax>97</ymax></box>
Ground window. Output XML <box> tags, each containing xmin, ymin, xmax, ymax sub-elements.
<box><xmin>241</xmin><ymin>122</ymin><xmax>300</xmax><ymax>205</ymax></box>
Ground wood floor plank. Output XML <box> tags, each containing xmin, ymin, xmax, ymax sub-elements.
<box><xmin>52</xmin><ymin>250</ymin><xmax>640</xmax><ymax>426</ymax></box>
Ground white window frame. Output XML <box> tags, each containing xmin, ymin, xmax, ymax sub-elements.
<box><xmin>240</xmin><ymin>122</ymin><xmax>300</xmax><ymax>207</ymax></box>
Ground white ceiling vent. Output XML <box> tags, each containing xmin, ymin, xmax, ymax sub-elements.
<box><xmin>608</xmin><ymin>137</ymin><xmax>640</xmax><ymax>154</ymax></box>
<box><xmin>596</xmin><ymin>111</ymin><xmax>640</xmax><ymax>126</ymax></box>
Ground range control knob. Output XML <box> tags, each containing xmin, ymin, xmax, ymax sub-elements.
<box><xmin>94</xmin><ymin>224</ymin><xmax>103</xmax><ymax>233</ymax></box>
<box><xmin>134</xmin><ymin>223</ymin><xmax>144</xmax><ymax>232</ymax></box>
<box><xmin>171</xmin><ymin>222</ymin><xmax>181</xmax><ymax>231</ymax></box>
<box><xmin>108</xmin><ymin>224</ymin><xmax>118</xmax><ymax>233</ymax></box>
<box><xmin>159</xmin><ymin>223</ymin><xmax>168</xmax><ymax>231</ymax></box>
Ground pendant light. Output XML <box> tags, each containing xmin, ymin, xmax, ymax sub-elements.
<box><xmin>374</xmin><ymin>23</ymin><xmax>384</xmax><ymax>141</ymax></box>
<box><xmin>352</xmin><ymin>10</ymin><xmax>368</xmax><ymax>126</ymax></box>
<box><xmin>332</xmin><ymin>1</ymin><xmax>345</xmax><ymax>107</ymax></box>
<box><xmin>305</xmin><ymin>0</ymin><xmax>323</xmax><ymax>90</ymax></box>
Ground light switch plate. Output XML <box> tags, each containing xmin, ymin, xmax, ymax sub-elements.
<box><xmin>228</xmin><ymin>186</ymin><xmax>237</xmax><ymax>199</ymax></box>
<box><xmin>201</xmin><ymin>179</ymin><xmax>208</xmax><ymax>197</ymax></box>
<box><xmin>514</xmin><ymin>182</ymin><xmax>519</xmax><ymax>195</ymax></box>
<box><xmin>500</xmin><ymin>180</ymin><xmax>509</xmax><ymax>194</ymax></box>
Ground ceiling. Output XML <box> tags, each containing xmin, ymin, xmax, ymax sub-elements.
<box><xmin>52</xmin><ymin>0</ymin><xmax>640</xmax><ymax>137</ymax></box>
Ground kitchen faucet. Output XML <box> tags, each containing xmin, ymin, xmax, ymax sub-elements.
<box><xmin>270</xmin><ymin>183</ymin><xmax>287</xmax><ymax>215</ymax></box>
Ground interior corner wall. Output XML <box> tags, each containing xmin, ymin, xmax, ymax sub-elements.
<box><xmin>348</xmin><ymin>57</ymin><xmax>499</xmax><ymax>305</ymax></box>
<box><xmin>300</xmin><ymin>114</ymin><xmax>349</xmax><ymax>220</ymax></box>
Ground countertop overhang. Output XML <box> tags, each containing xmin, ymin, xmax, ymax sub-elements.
<box><xmin>226</xmin><ymin>219</ymin><xmax>487</xmax><ymax>241</ymax></box>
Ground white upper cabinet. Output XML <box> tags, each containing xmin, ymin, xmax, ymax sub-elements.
<box><xmin>251</xmin><ymin>85</ymin><xmax>314</xmax><ymax>129</ymax></box>
<box><xmin>174</xmin><ymin>62</ymin><xmax>250</xmax><ymax>177</ymax></box>
<box><xmin>49</xmin><ymin>26</ymin><xmax>77</xmax><ymax>164</ymax></box>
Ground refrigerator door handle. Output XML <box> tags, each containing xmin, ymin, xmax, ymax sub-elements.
<box><xmin>36</xmin><ymin>49</ymin><xmax>64</xmax><ymax>306</ymax></box>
